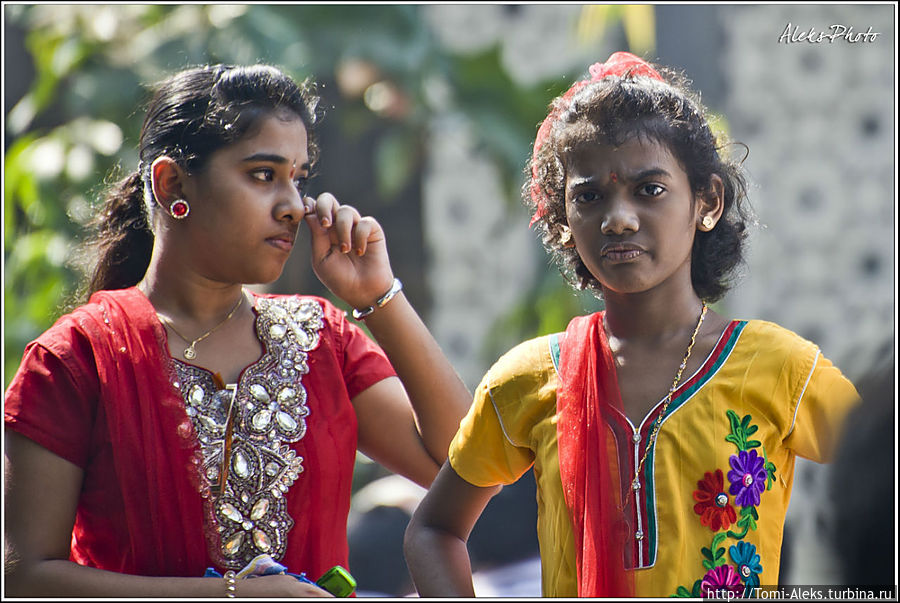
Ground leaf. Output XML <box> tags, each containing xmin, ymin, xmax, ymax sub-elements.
<box><xmin>673</xmin><ymin>585</ymin><xmax>692</xmax><ymax>598</ymax></box>
<box><xmin>726</xmin><ymin>409</ymin><xmax>741</xmax><ymax>430</ymax></box>
<box><xmin>711</xmin><ymin>533</ymin><xmax>727</xmax><ymax>549</ymax></box>
<box><xmin>692</xmin><ymin>580</ymin><xmax>703</xmax><ymax>598</ymax></box>
<box><xmin>746</xmin><ymin>439</ymin><xmax>762</xmax><ymax>449</ymax></box>
<box><xmin>701</xmin><ymin>546</ymin><xmax>714</xmax><ymax>562</ymax></box>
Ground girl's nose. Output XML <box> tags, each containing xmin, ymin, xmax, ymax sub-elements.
<box><xmin>275</xmin><ymin>182</ymin><xmax>304</xmax><ymax>223</ymax></box>
<box><xmin>600</xmin><ymin>197</ymin><xmax>639</xmax><ymax>235</ymax></box>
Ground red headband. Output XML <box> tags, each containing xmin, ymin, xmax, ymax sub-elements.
<box><xmin>529</xmin><ymin>52</ymin><xmax>664</xmax><ymax>226</ymax></box>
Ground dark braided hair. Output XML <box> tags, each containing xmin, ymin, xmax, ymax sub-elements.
<box><xmin>525</xmin><ymin>64</ymin><xmax>752</xmax><ymax>302</ymax></box>
<box><xmin>81</xmin><ymin>64</ymin><xmax>321</xmax><ymax>298</ymax></box>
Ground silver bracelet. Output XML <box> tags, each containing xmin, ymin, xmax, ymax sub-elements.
<box><xmin>351</xmin><ymin>278</ymin><xmax>403</xmax><ymax>320</ymax></box>
<box><xmin>224</xmin><ymin>570</ymin><xmax>237</xmax><ymax>598</ymax></box>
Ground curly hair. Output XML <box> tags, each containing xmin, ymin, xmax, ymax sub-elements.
<box><xmin>524</xmin><ymin>63</ymin><xmax>753</xmax><ymax>303</ymax></box>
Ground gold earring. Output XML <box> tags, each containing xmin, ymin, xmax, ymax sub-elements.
<box><xmin>559</xmin><ymin>225</ymin><xmax>575</xmax><ymax>248</ymax></box>
<box><xmin>702</xmin><ymin>215</ymin><xmax>715</xmax><ymax>230</ymax></box>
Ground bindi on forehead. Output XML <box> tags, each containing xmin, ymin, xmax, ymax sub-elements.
<box><xmin>610</xmin><ymin>172</ymin><xmax>618</xmax><ymax>183</ymax></box>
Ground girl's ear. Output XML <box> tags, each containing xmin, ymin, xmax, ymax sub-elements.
<box><xmin>697</xmin><ymin>174</ymin><xmax>725</xmax><ymax>232</ymax></box>
<box><xmin>150</xmin><ymin>156</ymin><xmax>188</xmax><ymax>211</ymax></box>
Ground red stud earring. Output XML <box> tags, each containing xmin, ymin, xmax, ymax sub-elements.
<box><xmin>169</xmin><ymin>199</ymin><xmax>190</xmax><ymax>219</ymax></box>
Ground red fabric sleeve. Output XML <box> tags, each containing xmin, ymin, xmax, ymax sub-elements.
<box><xmin>4</xmin><ymin>332</ymin><xmax>101</xmax><ymax>469</ymax></box>
<box><xmin>326</xmin><ymin>302</ymin><xmax>397</xmax><ymax>399</ymax></box>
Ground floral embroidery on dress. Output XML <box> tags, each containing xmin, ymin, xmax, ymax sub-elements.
<box><xmin>174</xmin><ymin>296</ymin><xmax>324</xmax><ymax>570</ymax></box>
<box><xmin>692</xmin><ymin>469</ymin><xmax>737</xmax><ymax>531</ymax></box>
<box><xmin>673</xmin><ymin>410</ymin><xmax>777</xmax><ymax>598</ymax></box>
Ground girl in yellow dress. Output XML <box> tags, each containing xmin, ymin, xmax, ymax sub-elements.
<box><xmin>403</xmin><ymin>52</ymin><xmax>860</xmax><ymax>598</ymax></box>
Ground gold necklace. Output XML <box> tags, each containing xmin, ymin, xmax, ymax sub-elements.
<box><xmin>630</xmin><ymin>303</ymin><xmax>708</xmax><ymax>494</ymax></box>
<box><xmin>159</xmin><ymin>293</ymin><xmax>245</xmax><ymax>360</ymax></box>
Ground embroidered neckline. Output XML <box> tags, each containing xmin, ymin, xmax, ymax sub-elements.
<box><xmin>170</xmin><ymin>296</ymin><xmax>325</xmax><ymax>569</ymax></box>
<box><xmin>606</xmin><ymin>320</ymin><xmax>747</xmax><ymax>569</ymax></box>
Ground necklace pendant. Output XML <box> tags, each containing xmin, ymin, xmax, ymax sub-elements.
<box><xmin>184</xmin><ymin>345</ymin><xmax>197</xmax><ymax>360</ymax></box>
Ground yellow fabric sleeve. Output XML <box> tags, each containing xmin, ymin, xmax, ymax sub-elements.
<box><xmin>783</xmin><ymin>347</ymin><xmax>861</xmax><ymax>463</ymax></box>
<box><xmin>448</xmin><ymin>336</ymin><xmax>557</xmax><ymax>488</ymax></box>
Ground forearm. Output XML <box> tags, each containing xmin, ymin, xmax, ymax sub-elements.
<box><xmin>3</xmin><ymin>559</ymin><xmax>325</xmax><ymax>598</ymax></box>
<box><xmin>362</xmin><ymin>292</ymin><xmax>471</xmax><ymax>463</ymax></box>
<box><xmin>403</xmin><ymin>522</ymin><xmax>477</xmax><ymax>597</ymax></box>
<box><xmin>4</xmin><ymin>559</ymin><xmax>230</xmax><ymax>598</ymax></box>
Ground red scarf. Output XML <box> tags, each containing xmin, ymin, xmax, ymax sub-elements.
<box><xmin>79</xmin><ymin>288</ymin><xmax>209</xmax><ymax>575</ymax></box>
<box><xmin>557</xmin><ymin>312</ymin><xmax>633</xmax><ymax>597</ymax></box>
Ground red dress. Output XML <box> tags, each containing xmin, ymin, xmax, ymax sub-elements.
<box><xmin>4</xmin><ymin>287</ymin><xmax>396</xmax><ymax>579</ymax></box>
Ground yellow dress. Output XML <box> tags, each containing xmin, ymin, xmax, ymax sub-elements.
<box><xmin>449</xmin><ymin>319</ymin><xmax>860</xmax><ymax>597</ymax></box>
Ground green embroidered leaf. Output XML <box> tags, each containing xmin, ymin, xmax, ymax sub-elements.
<box><xmin>702</xmin><ymin>559</ymin><xmax>713</xmax><ymax>571</ymax></box>
<box><xmin>673</xmin><ymin>586</ymin><xmax>692</xmax><ymax>598</ymax></box>
<box><xmin>725</xmin><ymin>433</ymin><xmax>742</xmax><ymax>448</ymax></box>
<box><xmin>765</xmin><ymin>458</ymin><xmax>777</xmax><ymax>490</ymax></box>
<box><xmin>711</xmin><ymin>533</ymin><xmax>727</xmax><ymax>549</ymax></box>
<box><xmin>692</xmin><ymin>579</ymin><xmax>703</xmax><ymax>598</ymax></box>
<box><xmin>748</xmin><ymin>506</ymin><xmax>759</xmax><ymax>520</ymax></box>
<box><xmin>701</xmin><ymin>546</ymin><xmax>714</xmax><ymax>562</ymax></box>
<box><xmin>714</xmin><ymin>547</ymin><xmax>727</xmax><ymax>566</ymax></box>
<box><xmin>746</xmin><ymin>439</ymin><xmax>762</xmax><ymax>449</ymax></box>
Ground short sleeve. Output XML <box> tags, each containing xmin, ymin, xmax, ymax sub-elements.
<box><xmin>4</xmin><ymin>333</ymin><xmax>100</xmax><ymax>469</ymax></box>
<box><xmin>449</xmin><ymin>336</ymin><xmax>556</xmax><ymax>488</ymax></box>
<box><xmin>331</xmin><ymin>306</ymin><xmax>396</xmax><ymax>399</ymax></box>
<box><xmin>783</xmin><ymin>349</ymin><xmax>860</xmax><ymax>463</ymax></box>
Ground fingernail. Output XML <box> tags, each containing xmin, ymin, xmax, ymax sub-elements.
<box><xmin>321</xmin><ymin>218</ymin><xmax>331</xmax><ymax>227</ymax></box>
<box><xmin>356</xmin><ymin>248</ymin><xmax>364</xmax><ymax>256</ymax></box>
<box><xmin>341</xmin><ymin>243</ymin><xmax>350</xmax><ymax>254</ymax></box>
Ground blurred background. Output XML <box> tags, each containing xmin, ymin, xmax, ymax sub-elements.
<box><xmin>3</xmin><ymin>3</ymin><xmax>895</xmax><ymax>596</ymax></box>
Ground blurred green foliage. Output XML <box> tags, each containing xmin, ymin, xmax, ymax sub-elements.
<box><xmin>4</xmin><ymin>4</ymin><xmax>653</xmax><ymax>388</ymax></box>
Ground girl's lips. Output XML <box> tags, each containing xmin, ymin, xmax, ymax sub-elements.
<box><xmin>600</xmin><ymin>243</ymin><xmax>645</xmax><ymax>262</ymax></box>
<box><xmin>267</xmin><ymin>237</ymin><xmax>294</xmax><ymax>252</ymax></box>
<box><xmin>603</xmin><ymin>249</ymin><xmax>644</xmax><ymax>261</ymax></box>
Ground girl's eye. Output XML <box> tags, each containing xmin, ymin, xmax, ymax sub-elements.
<box><xmin>572</xmin><ymin>191</ymin><xmax>601</xmax><ymax>204</ymax></box>
<box><xmin>639</xmin><ymin>183</ymin><xmax>665</xmax><ymax>197</ymax></box>
<box><xmin>250</xmin><ymin>168</ymin><xmax>275</xmax><ymax>182</ymax></box>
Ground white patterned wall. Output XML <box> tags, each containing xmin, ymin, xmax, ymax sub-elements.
<box><xmin>721</xmin><ymin>4</ymin><xmax>895</xmax><ymax>379</ymax></box>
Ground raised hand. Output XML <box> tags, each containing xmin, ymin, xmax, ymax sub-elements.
<box><xmin>303</xmin><ymin>192</ymin><xmax>395</xmax><ymax>310</ymax></box>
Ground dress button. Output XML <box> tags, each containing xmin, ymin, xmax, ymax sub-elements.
<box><xmin>632</xmin><ymin>433</ymin><xmax>641</xmax><ymax>443</ymax></box>
<box><xmin>635</xmin><ymin>531</ymin><xmax>644</xmax><ymax>540</ymax></box>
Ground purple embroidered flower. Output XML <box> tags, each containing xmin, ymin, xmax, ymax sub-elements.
<box><xmin>728</xmin><ymin>449</ymin><xmax>767</xmax><ymax>507</ymax></box>
<box><xmin>700</xmin><ymin>565</ymin><xmax>743</xmax><ymax>598</ymax></box>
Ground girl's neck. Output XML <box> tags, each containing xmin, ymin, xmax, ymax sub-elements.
<box><xmin>601</xmin><ymin>289</ymin><xmax>706</xmax><ymax>341</ymax></box>
<box><xmin>138</xmin><ymin>261</ymin><xmax>245</xmax><ymax>323</ymax></box>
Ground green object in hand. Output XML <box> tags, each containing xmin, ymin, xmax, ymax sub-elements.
<box><xmin>316</xmin><ymin>565</ymin><xmax>357</xmax><ymax>597</ymax></box>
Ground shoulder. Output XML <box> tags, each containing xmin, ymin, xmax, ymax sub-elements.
<box><xmin>478</xmin><ymin>334</ymin><xmax>559</xmax><ymax>415</ymax></box>
<box><xmin>31</xmin><ymin>301</ymin><xmax>109</xmax><ymax>358</ymax></box>
<box><xmin>737</xmin><ymin>319</ymin><xmax>820</xmax><ymax>361</ymax></box>
<box><xmin>484</xmin><ymin>334</ymin><xmax>558</xmax><ymax>390</ymax></box>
